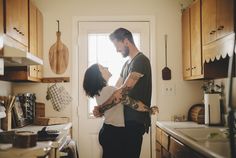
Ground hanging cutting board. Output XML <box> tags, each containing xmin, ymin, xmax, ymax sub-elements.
<box><xmin>49</xmin><ymin>20</ymin><xmax>69</xmax><ymax>74</ymax></box>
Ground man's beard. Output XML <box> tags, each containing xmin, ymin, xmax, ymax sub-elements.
<box><xmin>122</xmin><ymin>46</ymin><xmax>129</xmax><ymax>57</ymax></box>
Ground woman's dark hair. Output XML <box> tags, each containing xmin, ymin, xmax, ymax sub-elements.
<box><xmin>83</xmin><ymin>64</ymin><xmax>107</xmax><ymax>98</ymax></box>
<box><xmin>109</xmin><ymin>28</ymin><xmax>135</xmax><ymax>44</ymax></box>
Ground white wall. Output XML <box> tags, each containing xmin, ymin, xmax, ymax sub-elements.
<box><xmin>0</xmin><ymin>81</ymin><xmax>11</xmax><ymax>96</ymax></box>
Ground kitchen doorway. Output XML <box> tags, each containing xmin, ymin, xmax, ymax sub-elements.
<box><xmin>71</xmin><ymin>18</ymin><xmax>157</xmax><ymax>158</ymax></box>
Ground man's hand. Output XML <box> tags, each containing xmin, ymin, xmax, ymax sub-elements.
<box><xmin>93</xmin><ymin>106</ymin><xmax>103</xmax><ymax>117</ymax></box>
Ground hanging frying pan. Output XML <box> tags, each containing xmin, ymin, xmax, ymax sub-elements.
<box><xmin>162</xmin><ymin>34</ymin><xmax>171</xmax><ymax>80</ymax></box>
<box><xmin>49</xmin><ymin>20</ymin><xmax>69</xmax><ymax>74</ymax></box>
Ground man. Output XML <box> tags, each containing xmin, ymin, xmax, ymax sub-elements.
<box><xmin>93</xmin><ymin>28</ymin><xmax>152</xmax><ymax>158</ymax></box>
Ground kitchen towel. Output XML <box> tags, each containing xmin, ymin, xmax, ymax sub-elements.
<box><xmin>47</xmin><ymin>83</ymin><xmax>72</xmax><ymax>112</ymax></box>
<box><xmin>0</xmin><ymin>105</ymin><xmax>5</xmax><ymax>112</ymax></box>
<box><xmin>0</xmin><ymin>112</ymin><xmax>6</xmax><ymax>119</ymax></box>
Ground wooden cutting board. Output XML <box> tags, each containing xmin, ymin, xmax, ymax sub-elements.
<box><xmin>49</xmin><ymin>21</ymin><xmax>69</xmax><ymax>74</ymax></box>
<box><xmin>34</xmin><ymin>117</ymin><xmax>69</xmax><ymax>125</ymax></box>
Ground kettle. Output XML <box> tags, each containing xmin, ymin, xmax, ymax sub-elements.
<box><xmin>204</xmin><ymin>93</ymin><xmax>223</xmax><ymax>125</ymax></box>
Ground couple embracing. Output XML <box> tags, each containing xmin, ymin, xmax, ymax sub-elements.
<box><xmin>83</xmin><ymin>28</ymin><xmax>158</xmax><ymax>158</ymax></box>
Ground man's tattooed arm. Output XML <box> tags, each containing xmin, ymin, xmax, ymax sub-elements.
<box><xmin>96</xmin><ymin>72</ymin><xmax>159</xmax><ymax>115</ymax></box>
<box><xmin>99</xmin><ymin>85</ymin><xmax>156</xmax><ymax>114</ymax></box>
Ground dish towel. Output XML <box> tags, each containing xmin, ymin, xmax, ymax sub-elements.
<box><xmin>0</xmin><ymin>112</ymin><xmax>6</xmax><ymax>119</ymax></box>
<box><xmin>0</xmin><ymin>105</ymin><xmax>5</xmax><ymax>112</ymax></box>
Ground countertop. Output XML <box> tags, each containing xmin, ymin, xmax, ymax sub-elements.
<box><xmin>0</xmin><ymin>122</ymin><xmax>72</xmax><ymax>158</ymax></box>
<box><xmin>156</xmin><ymin>121</ymin><xmax>232</xmax><ymax>158</ymax></box>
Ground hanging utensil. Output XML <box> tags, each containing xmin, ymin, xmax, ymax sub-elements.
<box><xmin>162</xmin><ymin>34</ymin><xmax>171</xmax><ymax>80</ymax></box>
<box><xmin>49</xmin><ymin>20</ymin><xmax>69</xmax><ymax>74</ymax></box>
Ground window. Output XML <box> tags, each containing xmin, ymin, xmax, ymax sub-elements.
<box><xmin>87</xmin><ymin>33</ymin><xmax>140</xmax><ymax>115</ymax></box>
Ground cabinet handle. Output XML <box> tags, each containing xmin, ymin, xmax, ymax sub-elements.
<box><xmin>19</xmin><ymin>31</ymin><xmax>24</xmax><ymax>36</ymax></box>
<box><xmin>13</xmin><ymin>27</ymin><xmax>19</xmax><ymax>32</ymax></box>
<box><xmin>217</xmin><ymin>25</ymin><xmax>224</xmax><ymax>31</ymax></box>
<box><xmin>185</xmin><ymin>68</ymin><xmax>190</xmax><ymax>71</ymax></box>
<box><xmin>209</xmin><ymin>30</ymin><xmax>216</xmax><ymax>35</ymax></box>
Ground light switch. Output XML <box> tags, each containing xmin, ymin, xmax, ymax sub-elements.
<box><xmin>0</xmin><ymin>58</ymin><xmax>4</xmax><ymax>75</ymax></box>
<box><xmin>161</xmin><ymin>83</ymin><xmax>176</xmax><ymax>96</ymax></box>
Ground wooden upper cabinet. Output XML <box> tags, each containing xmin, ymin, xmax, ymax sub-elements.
<box><xmin>182</xmin><ymin>7</ymin><xmax>191</xmax><ymax>78</ymax></box>
<box><xmin>18</xmin><ymin>0</ymin><xmax>29</xmax><ymax>46</ymax></box>
<box><xmin>5</xmin><ymin>0</ymin><xmax>29</xmax><ymax>47</ymax></box>
<box><xmin>36</xmin><ymin>9</ymin><xmax>43</xmax><ymax>79</ymax></box>
<box><xmin>0</xmin><ymin>0</ymin><xmax>3</xmax><ymax>35</ymax></box>
<box><xmin>202</xmin><ymin>0</ymin><xmax>234</xmax><ymax>45</ymax></box>
<box><xmin>190</xmin><ymin>0</ymin><xmax>202</xmax><ymax>77</ymax></box>
<box><xmin>182</xmin><ymin>0</ymin><xmax>202</xmax><ymax>80</ymax></box>
<box><xmin>202</xmin><ymin>0</ymin><xmax>217</xmax><ymax>45</ymax></box>
<box><xmin>216</xmin><ymin>0</ymin><xmax>234</xmax><ymax>39</ymax></box>
<box><xmin>37</xmin><ymin>9</ymin><xmax>43</xmax><ymax>60</ymax></box>
<box><xmin>29</xmin><ymin>1</ymin><xmax>37</xmax><ymax>55</ymax></box>
<box><xmin>29</xmin><ymin>1</ymin><xmax>43</xmax><ymax>80</ymax></box>
<box><xmin>29</xmin><ymin>1</ymin><xmax>37</xmax><ymax>78</ymax></box>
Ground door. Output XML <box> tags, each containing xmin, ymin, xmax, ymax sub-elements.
<box><xmin>78</xmin><ymin>21</ymin><xmax>151</xmax><ymax>158</ymax></box>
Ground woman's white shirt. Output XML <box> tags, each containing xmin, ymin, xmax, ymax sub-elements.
<box><xmin>95</xmin><ymin>86</ymin><xmax>125</xmax><ymax>127</ymax></box>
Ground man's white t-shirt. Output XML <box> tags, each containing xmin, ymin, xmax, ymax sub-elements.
<box><xmin>95</xmin><ymin>86</ymin><xmax>125</xmax><ymax>127</ymax></box>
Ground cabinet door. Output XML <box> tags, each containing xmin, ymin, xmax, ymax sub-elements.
<box><xmin>190</xmin><ymin>0</ymin><xmax>202</xmax><ymax>76</ymax></box>
<box><xmin>29</xmin><ymin>1</ymin><xmax>37</xmax><ymax>55</ymax></box>
<box><xmin>36</xmin><ymin>9</ymin><xmax>43</xmax><ymax>79</ymax></box>
<box><xmin>18</xmin><ymin>0</ymin><xmax>28</xmax><ymax>47</ymax></box>
<box><xmin>5</xmin><ymin>0</ymin><xmax>28</xmax><ymax>47</ymax></box>
<box><xmin>202</xmin><ymin>0</ymin><xmax>217</xmax><ymax>45</ymax></box>
<box><xmin>5</xmin><ymin>0</ymin><xmax>19</xmax><ymax>42</ymax></box>
<box><xmin>156</xmin><ymin>142</ymin><xmax>161</xmax><ymax>158</ymax></box>
<box><xmin>37</xmin><ymin>9</ymin><xmax>43</xmax><ymax>59</ymax></box>
<box><xmin>182</xmin><ymin>7</ymin><xmax>191</xmax><ymax>78</ymax></box>
<box><xmin>29</xmin><ymin>1</ymin><xmax>37</xmax><ymax>78</ymax></box>
<box><xmin>0</xmin><ymin>0</ymin><xmax>3</xmax><ymax>35</ymax></box>
<box><xmin>169</xmin><ymin>137</ymin><xmax>190</xmax><ymax>158</ymax></box>
<box><xmin>216</xmin><ymin>0</ymin><xmax>234</xmax><ymax>39</ymax></box>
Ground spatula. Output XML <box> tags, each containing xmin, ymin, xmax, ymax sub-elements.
<box><xmin>162</xmin><ymin>34</ymin><xmax>171</xmax><ymax>80</ymax></box>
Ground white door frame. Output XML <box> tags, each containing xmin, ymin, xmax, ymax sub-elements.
<box><xmin>71</xmin><ymin>16</ymin><xmax>157</xmax><ymax>157</ymax></box>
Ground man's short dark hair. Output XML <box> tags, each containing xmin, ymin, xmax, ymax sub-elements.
<box><xmin>83</xmin><ymin>64</ymin><xmax>107</xmax><ymax>98</ymax></box>
<box><xmin>109</xmin><ymin>28</ymin><xmax>135</xmax><ymax>44</ymax></box>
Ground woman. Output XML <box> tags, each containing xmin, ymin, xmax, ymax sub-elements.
<box><xmin>83</xmin><ymin>63</ymin><xmax>157</xmax><ymax>158</ymax></box>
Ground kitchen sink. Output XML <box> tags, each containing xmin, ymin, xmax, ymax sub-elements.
<box><xmin>175</xmin><ymin>127</ymin><xmax>230</xmax><ymax>142</ymax></box>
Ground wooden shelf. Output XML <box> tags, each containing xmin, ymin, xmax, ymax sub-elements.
<box><xmin>41</xmin><ymin>77</ymin><xmax>70</xmax><ymax>83</ymax></box>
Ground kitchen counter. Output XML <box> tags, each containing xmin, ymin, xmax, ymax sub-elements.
<box><xmin>156</xmin><ymin>121</ymin><xmax>232</xmax><ymax>158</ymax></box>
<box><xmin>0</xmin><ymin>122</ymin><xmax>72</xmax><ymax>158</ymax></box>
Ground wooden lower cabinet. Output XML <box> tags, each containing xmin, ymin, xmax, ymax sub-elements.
<box><xmin>156</xmin><ymin>142</ymin><xmax>161</xmax><ymax>158</ymax></box>
<box><xmin>156</xmin><ymin>126</ymin><xmax>206</xmax><ymax>158</ymax></box>
<box><xmin>162</xmin><ymin>147</ymin><xmax>171</xmax><ymax>158</ymax></box>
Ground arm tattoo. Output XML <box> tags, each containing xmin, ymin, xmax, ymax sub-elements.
<box><xmin>99</xmin><ymin>100</ymin><xmax>116</xmax><ymax>114</ymax></box>
<box><xmin>121</xmin><ymin>96</ymin><xmax>150</xmax><ymax>112</ymax></box>
<box><xmin>98</xmin><ymin>86</ymin><xmax>130</xmax><ymax>114</ymax></box>
<box><xmin>99</xmin><ymin>85</ymin><xmax>152</xmax><ymax>114</ymax></box>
